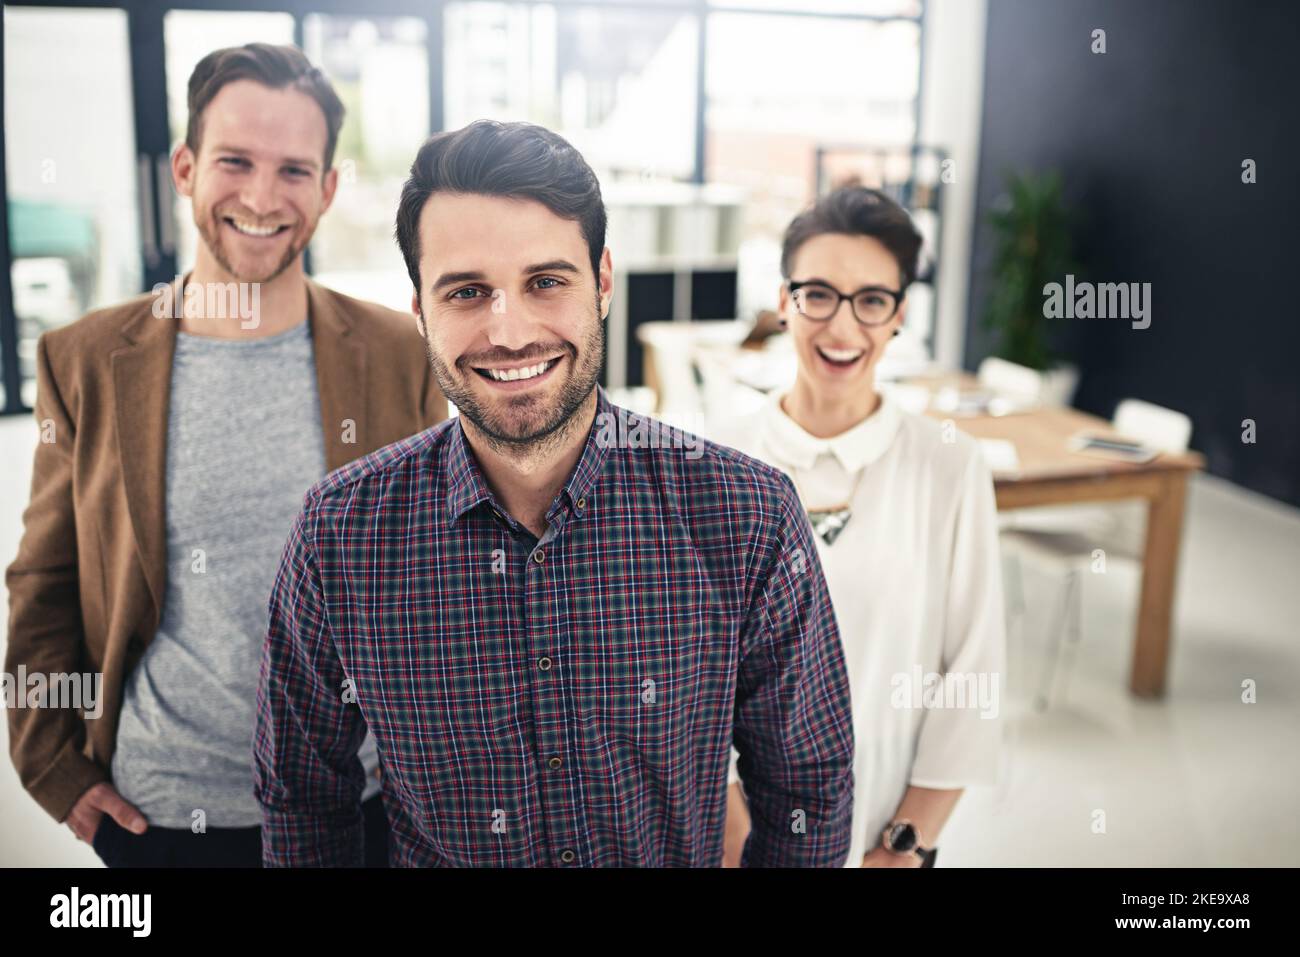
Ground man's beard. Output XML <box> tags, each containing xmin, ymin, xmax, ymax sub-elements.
<box><xmin>196</xmin><ymin>207</ymin><xmax>308</xmax><ymax>284</ymax></box>
<box><xmin>422</xmin><ymin>294</ymin><xmax>605</xmax><ymax>459</ymax></box>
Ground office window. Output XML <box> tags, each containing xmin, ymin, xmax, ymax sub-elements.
<box><xmin>304</xmin><ymin>15</ymin><xmax>430</xmax><ymax>310</ymax></box>
<box><xmin>3</xmin><ymin>7</ymin><xmax>140</xmax><ymax>408</ymax></box>
<box><xmin>444</xmin><ymin>2</ymin><xmax>698</xmax><ymax>184</ymax></box>
<box><xmin>705</xmin><ymin>12</ymin><xmax>920</xmax><ymax>245</ymax></box>
<box><xmin>708</xmin><ymin>0</ymin><xmax>921</xmax><ymax>14</ymax></box>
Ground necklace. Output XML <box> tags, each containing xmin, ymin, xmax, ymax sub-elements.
<box><xmin>788</xmin><ymin>464</ymin><xmax>867</xmax><ymax>546</ymax></box>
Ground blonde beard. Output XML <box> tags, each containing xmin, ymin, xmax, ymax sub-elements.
<box><xmin>196</xmin><ymin>210</ymin><xmax>310</xmax><ymax>284</ymax></box>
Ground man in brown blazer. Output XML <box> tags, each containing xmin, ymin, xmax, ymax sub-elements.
<box><xmin>4</xmin><ymin>43</ymin><xmax>446</xmax><ymax>867</ymax></box>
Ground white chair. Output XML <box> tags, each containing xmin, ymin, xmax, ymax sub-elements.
<box><xmin>1000</xmin><ymin>398</ymin><xmax>1192</xmax><ymax>710</ymax></box>
<box><xmin>976</xmin><ymin>359</ymin><xmax>1046</xmax><ymax>533</ymax></box>
<box><xmin>1114</xmin><ymin>398</ymin><xmax>1193</xmax><ymax>454</ymax></box>
<box><xmin>976</xmin><ymin>356</ymin><xmax>1044</xmax><ymax>403</ymax></box>
<box><xmin>636</xmin><ymin>320</ymin><xmax>751</xmax><ymax>427</ymax></box>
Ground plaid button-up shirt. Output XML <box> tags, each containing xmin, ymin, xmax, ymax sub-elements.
<box><xmin>254</xmin><ymin>387</ymin><xmax>854</xmax><ymax>867</ymax></box>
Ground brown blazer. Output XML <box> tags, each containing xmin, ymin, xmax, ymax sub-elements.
<box><xmin>5</xmin><ymin>277</ymin><xmax>448</xmax><ymax>822</ymax></box>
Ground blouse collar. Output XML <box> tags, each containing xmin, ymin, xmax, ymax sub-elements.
<box><xmin>761</xmin><ymin>387</ymin><xmax>902</xmax><ymax>472</ymax></box>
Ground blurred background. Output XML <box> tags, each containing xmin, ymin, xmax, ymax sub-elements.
<box><xmin>1</xmin><ymin>0</ymin><xmax>1297</xmax><ymax>866</ymax></box>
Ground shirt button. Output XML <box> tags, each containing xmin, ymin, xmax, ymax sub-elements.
<box><xmin>576</xmin><ymin>496</ymin><xmax>586</xmax><ymax>510</ymax></box>
<box><xmin>559</xmin><ymin>849</ymin><xmax>576</xmax><ymax>864</ymax></box>
<box><xmin>548</xmin><ymin>755</ymin><xmax>563</xmax><ymax>770</ymax></box>
<box><xmin>538</xmin><ymin>656</ymin><xmax>553</xmax><ymax>671</ymax></box>
<box><xmin>533</xmin><ymin>549</ymin><xmax>545</xmax><ymax>564</ymax></box>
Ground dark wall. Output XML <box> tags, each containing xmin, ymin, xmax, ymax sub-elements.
<box><xmin>966</xmin><ymin>0</ymin><xmax>1300</xmax><ymax>506</ymax></box>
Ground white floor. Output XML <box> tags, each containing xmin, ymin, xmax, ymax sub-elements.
<box><xmin>1</xmin><ymin>413</ymin><xmax>1298</xmax><ymax>867</ymax></box>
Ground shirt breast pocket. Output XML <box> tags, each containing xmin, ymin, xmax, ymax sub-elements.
<box><xmin>345</xmin><ymin>592</ymin><xmax>531</xmax><ymax>841</ymax></box>
<box><xmin>571</xmin><ymin>543</ymin><xmax>731</xmax><ymax>778</ymax></box>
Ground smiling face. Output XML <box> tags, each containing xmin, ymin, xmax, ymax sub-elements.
<box><xmin>412</xmin><ymin>192</ymin><xmax>612</xmax><ymax>450</ymax></box>
<box><xmin>780</xmin><ymin>231</ymin><xmax>907</xmax><ymax>403</ymax></box>
<box><xmin>173</xmin><ymin>79</ymin><xmax>337</xmax><ymax>284</ymax></box>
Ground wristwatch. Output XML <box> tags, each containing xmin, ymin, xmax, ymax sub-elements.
<box><xmin>880</xmin><ymin>819</ymin><xmax>938</xmax><ymax>867</ymax></box>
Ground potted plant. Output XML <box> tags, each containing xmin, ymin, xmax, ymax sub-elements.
<box><xmin>981</xmin><ymin>169</ymin><xmax>1080</xmax><ymax>406</ymax></box>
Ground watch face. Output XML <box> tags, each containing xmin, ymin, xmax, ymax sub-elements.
<box><xmin>887</xmin><ymin>822</ymin><xmax>918</xmax><ymax>852</ymax></box>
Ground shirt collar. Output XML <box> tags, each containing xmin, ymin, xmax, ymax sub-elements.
<box><xmin>760</xmin><ymin>388</ymin><xmax>901</xmax><ymax>472</ymax></box>
<box><xmin>444</xmin><ymin>386</ymin><xmax>613</xmax><ymax>528</ymax></box>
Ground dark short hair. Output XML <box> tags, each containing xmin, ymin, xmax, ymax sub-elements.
<box><xmin>780</xmin><ymin>186</ymin><xmax>923</xmax><ymax>290</ymax></box>
<box><xmin>395</xmin><ymin>120</ymin><xmax>607</xmax><ymax>295</ymax></box>
<box><xmin>186</xmin><ymin>43</ymin><xmax>345</xmax><ymax>171</ymax></box>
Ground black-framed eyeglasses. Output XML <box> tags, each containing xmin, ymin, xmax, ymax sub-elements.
<box><xmin>787</xmin><ymin>279</ymin><xmax>903</xmax><ymax>327</ymax></box>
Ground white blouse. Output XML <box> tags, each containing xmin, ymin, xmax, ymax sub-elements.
<box><xmin>711</xmin><ymin>388</ymin><xmax>1006</xmax><ymax>867</ymax></box>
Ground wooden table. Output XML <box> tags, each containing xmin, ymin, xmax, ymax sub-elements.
<box><xmin>913</xmin><ymin>374</ymin><xmax>1204</xmax><ymax>698</ymax></box>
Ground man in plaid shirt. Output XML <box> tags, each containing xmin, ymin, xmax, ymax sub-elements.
<box><xmin>253</xmin><ymin>120</ymin><xmax>855</xmax><ymax>867</ymax></box>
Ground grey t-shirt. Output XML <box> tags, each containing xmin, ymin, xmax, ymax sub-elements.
<box><xmin>111</xmin><ymin>318</ymin><xmax>380</xmax><ymax>829</ymax></box>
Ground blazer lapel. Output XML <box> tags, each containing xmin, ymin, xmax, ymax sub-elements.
<box><xmin>106</xmin><ymin>277</ymin><xmax>367</xmax><ymax>629</ymax></box>
<box><xmin>307</xmin><ymin>278</ymin><xmax>368</xmax><ymax>472</ymax></box>
<box><xmin>111</xmin><ymin>280</ymin><xmax>178</xmax><ymax>628</ymax></box>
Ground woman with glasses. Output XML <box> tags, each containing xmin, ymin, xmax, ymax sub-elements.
<box><xmin>716</xmin><ymin>186</ymin><xmax>1005</xmax><ymax>868</ymax></box>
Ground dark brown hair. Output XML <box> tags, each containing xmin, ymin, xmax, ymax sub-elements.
<box><xmin>781</xmin><ymin>186</ymin><xmax>923</xmax><ymax>290</ymax></box>
<box><xmin>395</xmin><ymin>120</ymin><xmax>607</xmax><ymax>294</ymax></box>
<box><xmin>185</xmin><ymin>43</ymin><xmax>345</xmax><ymax>171</ymax></box>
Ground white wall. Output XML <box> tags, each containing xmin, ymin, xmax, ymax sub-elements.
<box><xmin>919</xmin><ymin>0</ymin><xmax>989</xmax><ymax>370</ymax></box>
